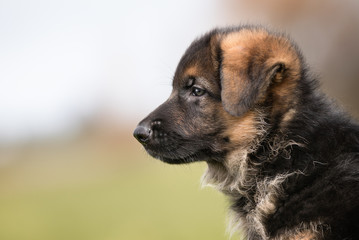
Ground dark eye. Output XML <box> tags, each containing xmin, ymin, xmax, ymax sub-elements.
<box><xmin>191</xmin><ymin>87</ymin><xmax>206</xmax><ymax>97</ymax></box>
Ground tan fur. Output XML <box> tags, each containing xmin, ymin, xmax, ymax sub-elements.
<box><xmin>184</xmin><ymin>65</ymin><xmax>200</xmax><ymax>77</ymax></box>
<box><xmin>280</xmin><ymin>109</ymin><xmax>297</xmax><ymax>128</ymax></box>
<box><xmin>220</xmin><ymin>29</ymin><xmax>269</xmax><ymax>53</ymax></box>
<box><xmin>289</xmin><ymin>232</ymin><xmax>317</xmax><ymax>240</ymax></box>
<box><xmin>223</xmin><ymin>111</ymin><xmax>265</xmax><ymax>145</ymax></box>
<box><xmin>273</xmin><ymin>221</ymin><xmax>328</xmax><ymax>240</ymax></box>
<box><xmin>220</xmin><ymin>30</ymin><xmax>264</xmax><ymax>112</ymax></box>
<box><xmin>219</xmin><ymin>28</ymin><xmax>301</xmax><ymax>117</ymax></box>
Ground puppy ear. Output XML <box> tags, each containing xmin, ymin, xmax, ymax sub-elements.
<box><xmin>219</xmin><ymin>29</ymin><xmax>301</xmax><ymax>116</ymax></box>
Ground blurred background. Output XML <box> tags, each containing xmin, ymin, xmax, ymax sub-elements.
<box><xmin>0</xmin><ymin>0</ymin><xmax>358</xmax><ymax>239</ymax></box>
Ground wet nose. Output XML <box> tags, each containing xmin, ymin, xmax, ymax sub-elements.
<box><xmin>133</xmin><ymin>125</ymin><xmax>152</xmax><ymax>144</ymax></box>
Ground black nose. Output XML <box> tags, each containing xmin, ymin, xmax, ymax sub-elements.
<box><xmin>133</xmin><ymin>125</ymin><xmax>152</xmax><ymax>144</ymax></box>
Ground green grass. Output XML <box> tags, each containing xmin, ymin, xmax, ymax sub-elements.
<box><xmin>0</xmin><ymin>135</ymin><xmax>234</xmax><ymax>240</ymax></box>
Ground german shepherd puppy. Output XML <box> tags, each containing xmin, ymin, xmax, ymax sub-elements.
<box><xmin>133</xmin><ymin>26</ymin><xmax>359</xmax><ymax>240</ymax></box>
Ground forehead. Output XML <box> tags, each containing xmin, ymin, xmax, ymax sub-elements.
<box><xmin>172</xmin><ymin>34</ymin><xmax>218</xmax><ymax>88</ymax></box>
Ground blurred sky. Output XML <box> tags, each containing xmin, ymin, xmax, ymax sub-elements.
<box><xmin>0</xmin><ymin>0</ymin><xmax>221</xmax><ymax>143</ymax></box>
<box><xmin>1</xmin><ymin>0</ymin><xmax>359</xmax><ymax>144</ymax></box>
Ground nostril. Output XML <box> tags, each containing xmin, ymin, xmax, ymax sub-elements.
<box><xmin>133</xmin><ymin>126</ymin><xmax>152</xmax><ymax>144</ymax></box>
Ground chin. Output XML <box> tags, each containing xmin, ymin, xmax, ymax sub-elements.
<box><xmin>145</xmin><ymin>148</ymin><xmax>207</xmax><ymax>164</ymax></box>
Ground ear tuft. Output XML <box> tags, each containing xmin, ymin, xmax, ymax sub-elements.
<box><xmin>270</xmin><ymin>63</ymin><xmax>285</xmax><ymax>83</ymax></box>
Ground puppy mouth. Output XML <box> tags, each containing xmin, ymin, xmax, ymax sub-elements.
<box><xmin>134</xmin><ymin>121</ymin><xmax>217</xmax><ymax>164</ymax></box>
<box><xmin>144</xmin><ymin>146</ymin><xmax>205</xmax><ymax>164</ymax></box>
<box><xmin>135</xmin><ymin>126</ymin><xmax>205</xmax><ymax>164</ymax></box>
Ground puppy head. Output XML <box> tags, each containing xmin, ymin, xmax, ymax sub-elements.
<box><xmin>134</xmin><ymin>26</ymin><xmax>303</xmax><ymax>164</ymax></box>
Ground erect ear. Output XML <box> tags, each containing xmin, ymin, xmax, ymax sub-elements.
<box><xmin>219</xmin><ymin>29</ymin><xmax>301</xmax><ymax>116</ymax></box>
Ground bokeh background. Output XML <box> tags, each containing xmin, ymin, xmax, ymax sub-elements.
<box><xmin>0</xmin><ymin>1</ymin><xmax>359</xmax><ymax>239</ymax></box>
